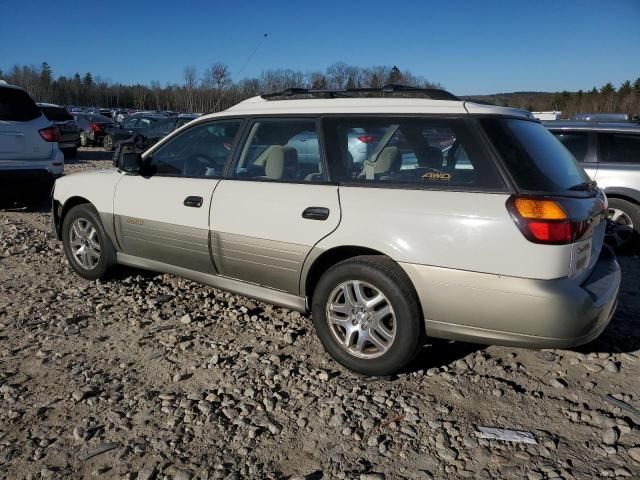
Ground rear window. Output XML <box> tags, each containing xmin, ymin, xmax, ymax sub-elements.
<box><xmin>482</xmin><ymin>118</ymin><xmax>590</xmax><ymax>193</ymax></box>
<box><xmin>322</xmin><ymin>117</ymin><xmax>504</xmax><ymax>189</ymax></box>
<box><xmin>0</xmin><ymin>87</ymin><xmax>41</xmax><ymax>121</ymax></box>
<box><xmin>40</xmin><ymin>106</ymin><xmax>73</xmax><ymax>122</ymax></box>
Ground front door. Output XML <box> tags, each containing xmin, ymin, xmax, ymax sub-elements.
<box><xmin>113</xmin><ymin>119</ymin><xmax>244</xmax><ymax>274</ymax></box>
<box><xmin>210</xmin><ymin>118</ymin><xmax>340</xmax><ymax>294</ymax></box>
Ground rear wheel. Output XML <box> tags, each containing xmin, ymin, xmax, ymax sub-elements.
<box><xmin>80</xmin><ymin>132</ymin><xmax>89</xmax><ymax>147</ymax></box>
<box><xmin>312</xmin><ymin>255</ymin><xmax>423</xmax><ymax>376</ymax></box>
<box><xmin>62</xmin><ymin>204</ymin><xmax>116</xmax><ymax>280</ymax></box>
<box><xmin>103</xmin><ymin>134</ymin><xmax>115</xmax><ymax>151</ymax></box>
<box><xmin>606</xmin><ymin>198</ymin><xmax>640</xmax><ymax>251</ymax></box>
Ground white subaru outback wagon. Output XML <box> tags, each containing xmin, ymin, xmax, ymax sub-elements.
<box><xmin>51</xmin><ymin>85</ymin><xmax>621</xmax><ymax>376</ymax></box>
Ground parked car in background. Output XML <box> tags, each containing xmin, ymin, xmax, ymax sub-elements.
<box><xmin>38</xmin><ymin>103</ymin><xmax>80</xmax><ymax>158</ymax></box>
<box><xmin>545</xmin><ymin>120</ymin><xmax>640</xmax><ymax>250</ymax></box>
<box><xmin>571</xmin><ymin>113</ymin><xmax>634</xmax><ymax>122</ymax></box>
<box><xmin>120</xmin><ymin>114</ymin><xmax>199</xmax><ymax>150</ymax></box>
<box><xmin>72</xmin><ymin>113</ymin><xmax>116</xmax><ymax>147</ymax></box>
<box><xmin>52</xmin><ymin>86</ymin><xmax>620</xmax><ymax>375</ymax></box>
<box><xmin>0</xmin><ymin>81</ymin><xmax>64</xmax><ymax>198</ymax></box>
<box><xmin>102</xmin><ymin>114</ymin><xmax>164</xmax><ymax>151</ymax></box>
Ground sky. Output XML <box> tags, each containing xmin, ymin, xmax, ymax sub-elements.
<box><xmin>1</xmin><ymin>0</ymin><xmax>639</xmax><ymax>95</ymax></box>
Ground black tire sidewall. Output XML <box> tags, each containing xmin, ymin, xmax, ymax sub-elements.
<box><xmin>62</xmin><ymin>204</ymin><xmax>115</xmax><ymax>280</ymax></box>
<box><xmin>608</xmin><ymin>198</ymin><xmax>640</xmax><ymax>251</ymax></box>
<box><xmin>312</xmin><ymin>258</ymin><xmax>422</xmax><ymax>376</ymax></box>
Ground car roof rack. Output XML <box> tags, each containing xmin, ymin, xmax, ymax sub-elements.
<box><xmin>261</xmin><ymin>84</ymin><xmax>459</xmax><ymax>101</ymax></box>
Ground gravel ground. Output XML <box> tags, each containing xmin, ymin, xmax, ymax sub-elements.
<box><xmin>1</xmin><ymin>147</ymin><xmax>640</xmax><ymax>480</ymax></box>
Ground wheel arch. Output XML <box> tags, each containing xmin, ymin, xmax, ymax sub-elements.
<box><xmin>53</xmin><ymin>196</ymin><xmax>92</xmax><ymax>240</ymax></box>
<box><xmin>603</xmin><ymin>187</ymin><xmax>640</xmax><ymax>206</ymax></box>
<box><xmin>303</xmin><ymin>245</ymin><xmax>403</xmax><ymax>306</ymax></box>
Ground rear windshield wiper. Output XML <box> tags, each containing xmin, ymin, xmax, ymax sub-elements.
<box><xmin>568</xmin><ymin>180</ymin><xmax>597</xmax><ymax>191</ymax></box>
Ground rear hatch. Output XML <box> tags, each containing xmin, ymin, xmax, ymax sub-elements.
<box><xmin>0</xmin><ymin>87</ymin><xmax>53</xmax><ymax>161</ymax></box>
<box><xmin>40</xmin><ymin>106</ymin><xmax>78</xmax><ymax>141</ymax></box>
<box><xmin>481</xmin><ymin>117</ymin><xmax>608</xmax><ymax>282</ymax></box>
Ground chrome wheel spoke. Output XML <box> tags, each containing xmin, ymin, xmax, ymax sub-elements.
<box><xmin>341</xmin><ymin>284</ymin><xmax>357</xmax><ymax>308</ymax></box>
<box><xmin>372</xmin><ymin>322</ymin><xmax>394</xmax><ymax>342</ymax></box>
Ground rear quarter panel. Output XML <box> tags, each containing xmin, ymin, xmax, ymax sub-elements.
<box><xmin>316</xmin><ymin>186</ymin><xmax>573</xmax><ymax>280</ymax></box>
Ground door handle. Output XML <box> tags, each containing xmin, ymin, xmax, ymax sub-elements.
<box><xmin>302</xmin><ymin>207</ymin><xmax>330</xmax><ymax>221</ymax></box>
<box><xmin>184</xmin><ymin>196</ymin><xmax>203</xmax><ymax>208</ymax></box>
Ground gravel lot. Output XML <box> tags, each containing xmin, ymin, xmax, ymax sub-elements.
<box><xmin>1</xmin><ymin>147</ymin><xmax>640</xmax><ymax>480</ymax></box>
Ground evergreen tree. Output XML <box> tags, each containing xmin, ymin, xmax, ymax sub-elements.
<box><xmin>83</xmin><ymin>72</ymin><xmax>93</xmax><ymax>87</ymax></box>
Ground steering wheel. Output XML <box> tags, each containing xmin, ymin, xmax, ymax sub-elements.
<box><xmin>183</xmin><ymin>154</ymin><xmax>216</xmax><ymax>177</ymax></box>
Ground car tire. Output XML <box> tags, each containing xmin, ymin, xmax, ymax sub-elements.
<box><xmin>606</xmin><ymin>198</ymin><xmax>640</xmax><ymax>251</ymax></box>
<box><xmin>80</xmin><ymin>132</ymin><xmax>88</xmax><ymax>147</ymax></box>
<box><xmin>103</xmin><ymin>134</ymin><xmax>115</xmax><ymax>151</ymax></box>
<box><xmin>63</xmin><ymin>148</ymin><xmax>77</xmax><ymax>159</ymax></box>
<box><xmin>62</xmin><ymin>204</ymin><xmax>116</xmax><ymax>280</ymax></box>
<box><xmin>312</xmin><ymin>255</ymin><xmax>423</xmax><ymax>376</ymax></box>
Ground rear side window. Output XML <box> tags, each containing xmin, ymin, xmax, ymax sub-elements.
<box><xmin>40</xmin><ymin>106</ymin><xmax>73</xmax><ymax>122</ymax></box>
<box><xmin>322</xmin><ymin>117</ymin><xmax>503</xmax><ymax>189</ymax></box>
<box><xmin>598</xmin><ymin>133</ymin><xmax>640</xmax><ymax>163</ymax></box>
<box><xmin>0</xmin><ymin>87</ymin><xmax>41</xmax><ymax>121</ymax></box>
<box><xmin>551</xmin><ymin>131</ymin><xmax>591</xmax><ymax>163</ymax></box>
<box><xmin>232</xmin><ymin>119</ymin><xmax>324</xmax><ymax>182</ymax></box>
<box><xmin>482</xmin><ymin>118</ymin><xmax>590</xmax><ymax>193</ymax></box>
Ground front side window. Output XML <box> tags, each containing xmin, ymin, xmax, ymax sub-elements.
<box><xmin>551</xmin><ymin>131</ymin><xmax>591</xmax><ymax>163</ymax></box>
<box><xmin>482</xmin><ymin>118</ymin><xmax>590</xmax><ymax>193</ymax></box>
<box><xmin>322</xmin><ymin>117</ymin><xmax>503</xmax><ymax>189</ymax></box>
<box><xmin>598</xmin><ymin>132</ymin><xmax>640</xmax><ymax>163</ymax></box>
<box><xmin>232</xmin><ymin>119</ymin><xmax>323</xmax><ymax>182</ymax></box>
<box><xmin>146</xmin><ymin>120</ymin><xmax>241</xmax><ymax>178</ymax></box>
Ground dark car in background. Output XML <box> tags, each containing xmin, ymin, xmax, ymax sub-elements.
<box><xmin>102</xmin><ymin>114</ymin><xmax>164</xmax><ymax>151</ymax></box>
<box><xmin>122</xmin><ymin>114</ymin><xmax>199</xmax><ymax>150</ymax></box>
<box><xmin>72</xmin><ymin>113</ymin><xmax>116</xmax><ymax>147</ymax></box>
<box><xmin>37</xmin><ymin>103</ymin><xmax>80</xmax><ymax>158</ymax></box>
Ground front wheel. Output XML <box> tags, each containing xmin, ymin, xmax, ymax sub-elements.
<box><xmin>606</xmin><ymin>198</ymin><xmax>640</xmax><ymax>251</ymax></box>
<box><xmin>62</xmin><ymin>204</ymin><xmax>116</xmax><ymax>280</ymax></box>
<box><xmin>312</xmin><ymin>255</ymin><xmax>423</xmax><ymax>376</ymax></box>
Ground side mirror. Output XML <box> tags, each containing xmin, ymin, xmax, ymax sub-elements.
<box><xmin>118</xmin><ymin>151</ymin><xmax>142</xmax><ymax>173</ymax></box>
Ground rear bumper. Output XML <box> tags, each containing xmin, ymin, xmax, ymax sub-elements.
<box><xmin>0</xmin><ymin>148</ymin><xmax>64</xmax><ymax>186</ymax></box>
<box><xmin>401</xmin><ymin>247</ymin><xmax>620</xmax><ymax>348</ymax></box>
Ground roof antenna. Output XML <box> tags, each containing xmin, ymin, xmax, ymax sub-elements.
<box><xmin>212</xmin><ymin>33</ymin><xmax>268</xmax><ymax>112</ymax></box>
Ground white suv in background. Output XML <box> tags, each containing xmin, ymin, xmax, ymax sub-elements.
<box><xmin>51</xmin><ymin>86</ymin><xmax>621</xmax><ymax>376</ymax></box>
<box><xmin>0</xmin><ymin>81</ymin><xmax>64</xmax><ymax>197</ymax></box>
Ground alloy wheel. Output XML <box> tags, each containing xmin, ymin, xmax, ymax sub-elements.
<box><xmin>325</xmin><ymin>280</ymin><xmax>396</xmax><ymax>359</ymax></box>
<box><xmin>606</xmin><ymin>207</ymin><xmax>634</xmax><ymax>248</ymax></box>
<box><xmin>69</xmin><ymin>217</ymin><xmax>101</xmax><ymax>270</ymax></box>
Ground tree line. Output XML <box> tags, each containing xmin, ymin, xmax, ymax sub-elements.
<box><xmin>470</xmin><ymin>79</ymin><xmax>640</xmax><ymax>117</ymax></box>
<box><xmin>2</xmin><ymin>62</ymin><xmax>638</xmax><ymax>117</ymax></box>
<box><xmin>0</xmin><ymin>62</ymin><xmax>439</xmax><ymax>113</ymax></box>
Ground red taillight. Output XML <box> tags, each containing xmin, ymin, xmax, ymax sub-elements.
<box><xmin>507</xmin><ymin>196</ymin><xmax>591</xmax><ymax>245</ymax></box>
<box><xmin>357</xmin><ymin>135</ymin><xmax>376</xmax><ymax>144</ymax></box>
<box><xmin>90</xmin><ymin>123</ymin><xmax>102</xmax><ymax>133</ymax></box>
<box><xmin>39</xmin><ymin>126</ymin><xmax>61</xmax><ymax>142</ymax></box>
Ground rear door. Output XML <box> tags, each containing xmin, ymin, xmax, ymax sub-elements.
<box><xmin>113</xmin><ymin>119</ymin><xmax>244</xmax><ymax>273</ymax></box>
<box><xmin>595</xmin><ymin>131</ymin><xmax>640</xmax><ymax>190</ymax></box>
<box><xmin>0</xmin><ymin>86</ymin><xmax>52</xmax><ymax>161</ymax></box>
<box><xmin>209</xmin><ymin>117</ymin><xmax>340</xmax><ymax>295</ymax></box>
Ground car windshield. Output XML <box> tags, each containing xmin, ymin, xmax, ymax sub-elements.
<box><xmin>41</xmin><ymin>106</ymin><xmax>73</xmax><ymax>122</ymax></box>
<box><xmin>0</xmin><ymin>87</ymin><xmax>41</xmax><ymax>121</ymax></box>
<box><xmin>481</xmin><ymin>118</ymin><xmax>591</xmax><ymax>193</ymax></box>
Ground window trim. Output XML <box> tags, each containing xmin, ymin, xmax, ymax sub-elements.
<box><xmin>140</xmin><ymin>117</ymin><xmax>247</xmax><ymax>180</ymax></box>
<box><xmin>319</xmin><ymin>114</ymin><xmax>510</xmax><ymax>193</ymax></box>
<box><xmin>224</xmin><ymin>116</ymin><xmax>334</xmax><ymax>185</ymax></box>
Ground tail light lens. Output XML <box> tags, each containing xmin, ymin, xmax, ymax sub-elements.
<box><xmin>507</xmin><ymin>196</ymin><xmax>591</xmax><ymax>245</ymax></box>
<box><xmin>357</xmin><ymin>135</ymin><xmax>376</xmax><ymax>144</ymax></box>
<box><xmin>39</xmin><ymin>126</ymin><xmax>61</xmax><ymax>142</ymax></box>
<box><xmin>90</xmin><ymin>123</ymin><xmax>102</xmax><ymax>133</ymax></box>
